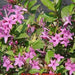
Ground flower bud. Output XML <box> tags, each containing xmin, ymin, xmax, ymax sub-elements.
<box><xmin>15</xmin><ymin>40</ymin><xmax>18</xmax><ymax>45</ymax></box>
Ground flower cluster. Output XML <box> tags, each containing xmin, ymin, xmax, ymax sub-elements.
<box><xmin>0</xmin><ymin>0</ymin><xmax>75</xmax><ymax>74</ymax></box>
<box><xmin>50</xmin><ymin>28</ymin><xmax>74</xmax><ymax>47</ymax></box>
<box><xmin>0</xmin><ymin>4</ymin><xmax>27</xmax><ymax>43</ymax></box>
<box><xmin>2</xmin><ymin>47</ymin><xmax>40</xmax><ymax>71</ymax></box>
<box><xmin>14</xmin><ymin>54</ymin><xmax>25</xmax><ymax>67</ymax></box>
<box><xmin>65</xmin><ymin>59</ymin><xmax>75</xmax><ymax>75</ymax></box>
<box><xmin>3</xmin><ymin>56</ymin><xmax>13</xmax><ymax>71</ymax></box>
<box><xmin>48</xmin><ymin>54</ymin><xmax>64</xmax><ymax>71</ymax></box>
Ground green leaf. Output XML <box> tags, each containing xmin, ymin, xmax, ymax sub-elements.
<box><xmin>16</xmin><ymin>33</ymin><xmax>29</xmax><ymax>39</ymax></box>
<box><xmin>70</xmin><ymin>39</ymin><xmax>75</xmax><ymax>53</ymax></box>
<box><xmin>16</xmin><ymin>25</ymin><xmax>23</xmax><ymax>33</ymax></box>
<box><xmin>6</xmin><ymin>51</ymin><xmax>14</xmax><ymax>56</ymax></box>
<box><xmin>55</xmin><ymin>0</ymin><xmax>62</xmax><ymax>8</ymax></box>
<box><xmin>45</xmin><ymin>50</ymin><xmax>54</xmax><ymax>64</ymax></box>
<box><xmin>61</xmin><ymin>4</ymin><xmax>74</xmax><ymax>18</ymax></box>
<box><xmin>57</xmin><ymin>65</ymin><xmax>67</xmax><ymax>74</ymax></box>
<box><xmin>28</xmin><ymin>0</ymin><xmax>37</xmax><ymax>9</ymax></box>
<box><xmin>41</xmin><ymin>0</ymin><xmax>55</xmax><ymax>11</ymax></box>
<box><xmin>26</xmin><ymin>15</ymin><xmax>35</xmax><ymax>24</ymax></box>
<box><xmin>40</xmin><ymin>68</ymin><xmax>46</xmax><ymax>74</ymax></box>
<box><xmin>69</xmin><ymin>4</ymin><xmax>75</xmax><ymax>14</ymax></box>
<box><xmin>29</xmin><ymin>69</ymin><xmax>40</xmax><ymax>74</ymax></box>
<box><xmin>16</xmin><ymin>23</ymin><xmax>26</xmax><ymax>33</ymax></box>
<box><xmin>24</xmin><ymin>0</ymin><xmax>29</xmax><ymax>8</ymax></box>
<box><xmin>61</xmin><ymin>5</ymin><xmax>70</xmax><ymax>18</ymax></box>
<box><xmin>31</xmin><ymin>4</ymin><xmax>40</xmax><ymax>11</ymax></box>
<box><xmin>2</xmin><ymin>45</ymin><xmax>7</xmax><ymax>51</ymax></box>
<box><xmin>71</xmin><ymin>0</ymin><xmax>75</xmax><ymax>3</ymax></box>
<box><xmin>37</xmin><ymin>13</ymin><xmax>56</xmax><ymax>22</ymax></box>
<box><xmin>32</xmin><ymin>39</ymin><xmax>45</xmax><ymax>49</ymax></box>
<box><xmin>70</xmin><ymin>58</ymin><xmax>75</xmax><ymax>63</ymax></box>
<box><xmin>10</xmin><ymin>57</ymin><xmax>15</xmax><ymax>61</ymax></box>
<box><xmin>55</xmin><ymin>0</ymin><xmax>62</xmax><ymax>13</ymax></box>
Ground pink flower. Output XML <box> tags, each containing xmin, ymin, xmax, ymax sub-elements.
<box><xmin>65</xmin><ymin>59</ymin><xmax>75</xmax><ymax>75</ymax></box>
<box><xmin>49</xmin><ymin>28</ymin><xmax>74</xmax><ymax>47</ymax></box>
<box><xmin>3</xmin><ymin>16</ymin><xmax>16</xmax><ymax>29</ymax></box>
<box><xmin>40</xmin><ymin>28</ymin><xmax>50</xmax><ymax>40</ymax></box>
<box><xmin>12</xmin><ymin>14</ymin><xmax>24</xmax><ymax>24</ymax></box>
<box><xmin>60</xmin><ymin>38</ymin><xmax>69</xmax><ymax>47</ymax></box>
<box><xmin>24</xmin><ymin>47</ymin><xmax>36</xmax><ymax>60</ymax></box>
<box><xmin>3</xmin><ymin>56</ymin><xmax>13</xmax><ymax>71</ymax></box>
<box><xmin>60</xmin><ymin>28</ymin><xmax>74</xmax><ymax>40</ymax></box>
<box><xmin>54</xmin><ymin>54</ymin><xmax>64</xmax><ymax>62</ymax></box>
<box><xmin>48</xmin><ymin>59</ymin><xmax>59</xmax><ymax>71</ymax></box>
<box><xmin>30</xmin><ymin>60</ymin><xmax>40</xmax><ymax>70</ymax></box>
<box><xmin>0</xmin><ymin>27</ymin><xmax>11</xmax><ymax>43</ymax></box>
<box><xmin>0</xmin><ymin>5</ymin><xmax>25</xmax><ymax>43</ymax></box>
<box><xmin>63</xmin><ymin>16</ymin><xmax>72</xmax><ymax>26</ymax></box>
<box><xmin>14</xmin><ymin>54</ymin><xmax>25</xmax><ymax>67</ymax></box>
<box><xmin>50</xmin><ymin>33</ymin><xmax>62</xmax><ymax>47</ymax></box>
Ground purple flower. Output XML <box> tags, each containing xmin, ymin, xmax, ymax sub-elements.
<box><xmin>0</xmin><ymin>5</ymin><xmax>25</xmax><ymax>43</ymax></box>
<box><xmin>0</xmin><ymin>27</ymin><xmax>11</xmax><ymax>43</ymax></box>
<box><xmin>50</xmin><ymin>28</ymin><xmax>74</xmax><ymax>47</ymax></box>
<box><xmin>14</xmin><ymin>53</ymin><xmax>25</xmax><ymax>67</ymax></box>
<box><xmin>40</xmin><ymin>28</ymin><xmax>50</xmax><ymax>40</ymax></box>
<box><xmin>12</xmin><ymin>14</ymin><xmax>24</xmax><ymax>24</ymax></box>
<box><xmin>63</xmin><ymin>16</ymin><xmax>72</xmax><ymax>26</ymax></box>
<box><xmin>14</xmin><ymin>5</ymin><xmax>27</xmax><ymax>12</ymax></box>
<box><xmin>50</xmin><ymin>33</ymin><xmax>62</xmax><ymax>47</ymax></box>
<box><xmin>60</xmin><ymin>38</ymin><xmax>69</xmax><ymax>47</ymax></box>
<box><xmin>54</xmin><ymin>54</ymin><xmax>64</xmax><ymax>62</ymax></box>
<box><xmin>65</xmin><ymin>59</ymin><xmax>75</xmax><ymax>75</ymax></box>
<box><xmin>30</xmin><ymin>60</ymin><xmax>40</xmax><ymax>70</ymax></box>
<box><xmin>48</xmin><ymin>59</ymin><xmax>59</xmax><ymax>71</ymax></box>
<box><xmin>3</xmin><ymin>56</ymin><xmax>13</xmax><ymax>71</ymax></box>
<box><xmin>24</xmin><ymin>47</ymin><xmax>36</xmax><ymax>60</ymax></box>
<box><xmin>3</xmin><ymin>16</ymin><xmax>16</xmax><ymax>29</ymax></box>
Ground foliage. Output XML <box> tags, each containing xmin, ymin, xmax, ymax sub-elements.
<box><xmin>0</xmin><ymin>0</ymin><xmax>75</xmax><ymax>75</ymax></box>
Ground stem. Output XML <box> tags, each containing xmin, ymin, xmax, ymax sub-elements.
<box><xmin>4</xmin><ymin>9</ymin><xmax>8</xmax><ymax>17</ymax></box>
